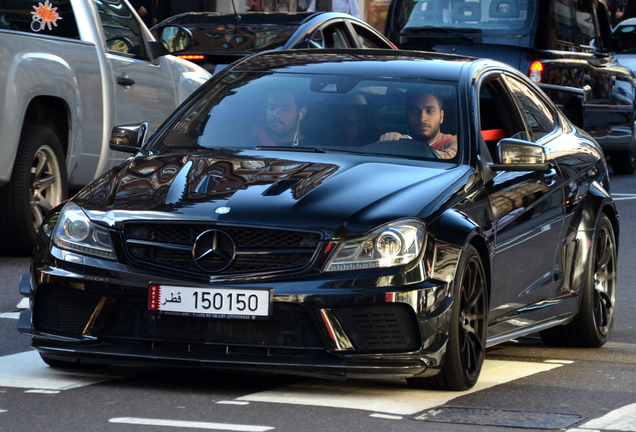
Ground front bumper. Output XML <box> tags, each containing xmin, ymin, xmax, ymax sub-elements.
<box><xmin>19</xmin><ymin>246</ymin><xmax>453</xmax><ymax>380</ymax></box>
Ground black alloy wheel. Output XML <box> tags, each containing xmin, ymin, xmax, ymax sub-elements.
<box><xmin>408</xmin><ymin>245</ymin><xmax>488</xmax><ymax>391</ymax></box>
<box><xmin>540</xmin><ymin>213</ymin><xmax>617</xmax><ymax>347</ymax></box>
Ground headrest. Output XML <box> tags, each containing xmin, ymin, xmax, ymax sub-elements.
<box><xmin>452</xmin><ymin>1</ymin><xmax>481</xmax><ymax>22</ymax></box>
<box><xmin>489</xmin><ymin>0</ymin><xmax>520</xmax><ymax>18</ymax></box>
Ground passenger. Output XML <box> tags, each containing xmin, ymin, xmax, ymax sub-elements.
<box><xmin>380</xmin><ymin>91</ymin><xmax>457</xmax><ymax>159</ymax></box>
<box><xmin>263</xmin><ymin>91</ymin><xmax>307</xmax><ymax>146</ymax></box>
<box><xmin>332</xmin><ymin>103</ymin><xmax>372</xmax><ymax>147</ymax></box>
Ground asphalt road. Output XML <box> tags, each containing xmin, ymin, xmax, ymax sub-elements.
<box><xmin>1</xmin><ymin>172</ymin><xmax>635</xmax><ymax>432</ymax></box>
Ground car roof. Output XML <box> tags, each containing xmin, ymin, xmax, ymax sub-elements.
<box><xmin>230</xmin><ymin>48</ymin><xmax>475</xmax><ymax>81</ymax></box>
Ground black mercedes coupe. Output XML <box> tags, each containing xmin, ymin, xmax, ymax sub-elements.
<box><xmin>18</xmin><ymin>49</ymin><xmax>619</xmax><ymax>391</ymax></box>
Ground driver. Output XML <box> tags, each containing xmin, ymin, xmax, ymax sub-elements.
<box><xmin>263</xmin><ymin>91</ymin><xmax>307</xmax><ymax>146</ymax></box>
<box><xmin>380</xmin><ymin>91</ymin><xmax>457</xmax><ymax>159</ymax></box>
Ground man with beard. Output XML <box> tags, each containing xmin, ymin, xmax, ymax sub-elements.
<box><xmin>255</xmin><ymin>91</ymin><xmax>308</xmax><ymax>146</ymax></box>
<box><xmin>380</xmin><ymin>91</ymin><xmax>457</xmax><ymax>159</ymax></box>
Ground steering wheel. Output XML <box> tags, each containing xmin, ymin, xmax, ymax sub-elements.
<box><xmin>361</xmin><ymin>139</ymin><xmax>442</xmax><ymax>159</ymax></box>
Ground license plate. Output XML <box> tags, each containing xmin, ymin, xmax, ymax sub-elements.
<box><xmin>148</xmin><ymin>284</ymin><xmax>271</xmax><ymax>320</ymax></box>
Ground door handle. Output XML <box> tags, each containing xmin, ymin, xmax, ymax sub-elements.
<box><xmin>117</xmin><ymin>76</ymin><xmax>135</xmax><ymax>86</ymax></box>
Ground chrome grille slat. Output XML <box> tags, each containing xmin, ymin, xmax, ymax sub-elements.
<box><xmin>122</xmin><ymin>223</ymin><xmax>322</xmax><ymax>276</ymax></box>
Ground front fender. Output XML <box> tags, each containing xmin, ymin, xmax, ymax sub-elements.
<box><xmin>428</xmin><ymin>209</ymin><xmax>486</xmax><ymax>285</ymax></box>
<box><xmin>0</xmin><ymin>50</ymin><xmax>81</xmax><ymax>184</ymax></box>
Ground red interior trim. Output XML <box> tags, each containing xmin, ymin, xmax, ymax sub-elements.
<box><xmin>481</xmin><ymin>129</ymin><xmax>506</xmax><ymax>141</ymax></box>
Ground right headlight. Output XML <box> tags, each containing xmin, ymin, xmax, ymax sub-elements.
<box><xmin>324</xmin><ymin>219</ymin><xmax>426</xmax><ymax>272</ymax></box>
<box><xmin>52</xmin><ymin>201</ymin><xmax>115</xmax><ymax>260</ymax></box>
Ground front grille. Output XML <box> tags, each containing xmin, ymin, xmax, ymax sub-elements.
<box><xmin>332</xmin><ymin>303</ymin><xmax>421</xmax><ymax>353</ymax></box>
<box><xmin>123</xmin><ymin>223</ymin><xmax>322</xmax><ymax>277</ymax></box>
<box><xmin>33</xmin><ymin>286</ymin><xmax>101</xmax><ymax>337</ymax></box>
<box><xmin>101</xmin><ymin>297</ymin><xmax>325</xmax><ymax>349</ymax></box>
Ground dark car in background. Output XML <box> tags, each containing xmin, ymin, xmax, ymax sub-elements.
<box><xmin>152</xmin><ymin>11</ymin><xmax>395</xmax><ymax>74</ymax></box>
<box><xmin>19</xmin><ymin>49</ymin><xmax>618</xmax><ymax>391</ymax></box>
<box><xmin>385</xmin><ymin>0</ymin><xmax>636</xmax><ymax>174</ymax></box>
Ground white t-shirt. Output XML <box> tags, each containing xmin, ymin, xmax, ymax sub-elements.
<box><xmin>306</xmin><ymin>0</ymin><xmax>360</xmax><ymax>18</ymax></box>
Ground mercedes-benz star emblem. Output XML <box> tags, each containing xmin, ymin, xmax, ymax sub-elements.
<box><xmin>192</xmin><ymin>229</ymin><xmax>236</xmax><ymax>272</ymax></box>
<box><xmin>215</xmin><ymin>206</ymin><xmax>230</xmax><ymax>214</ymax></box>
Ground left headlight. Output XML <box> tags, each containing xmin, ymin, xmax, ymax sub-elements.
<box><xmin>324</xmin><ymin>219</ymin><xmax>426</xmax><ymax>272</ymax></box>
<box><xmin>52</xmin><ymin>201</ymin><xmax>116</xmax><ymax>260</ymax></box>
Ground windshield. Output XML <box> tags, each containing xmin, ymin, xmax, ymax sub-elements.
<box><xmin>153</xmin><ymin>72</ymin><xmax>460</xmax><ymax>162</ymax></box>
<box><xmin>614</xmin><ymin>22</ymin><xmax>636</xmax><ymax>53</ymax></box>
<box><xmin>393</xmin><ymin>0</ymin><xmax>536</xmax><ymax>35</ymax></box>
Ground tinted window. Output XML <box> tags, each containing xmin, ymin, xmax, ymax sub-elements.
<box><xmin>184</xmin><ymin>24</ymin><xmax>298</xmax><ymax>53</ymax></box>
<box><xmin>0</xmin><ymin>0</ymin><xmax>79</xmax><ymax>39</ymax></box>
<box><xmin>392</xmin><ymin>0</ymin><xmax>536</xmax><ymax>35</ymax></box>
<box><xmin>504</xmin><ymin>76</ymin><xmax>556</xmax><ymax>141</ymax></box>
<box><xmin>552</xmin><ymin>0</ymin><xmax>576</xmax><ymax>49</ymax></box>
<box><xmin>154</xmin><ymin>72</ymin><xmax>460</xmax><ymax>162</ymax></box>
<box><xmin>351</xmin><ymin>23</ymin><xmax>387</xmax><ymax>48</ymax></box>
<box><xmin>613</xmin><ymin>22</ymin><xmax>636</xmax><ymax>52</ymax></box>
<box><xmin>95</xmin><ymin>0</ymin><xmax>146</xmax><ymax>59</ymax></box>
<box><xmin>311</xmin><ymin>23</ymin><xmax>350</xmax><ymax>48</ymax></box>
<box><xmin>575</xmin><ymin>0</ymin><xmax>597</xmax><ymax>48</ymax></box>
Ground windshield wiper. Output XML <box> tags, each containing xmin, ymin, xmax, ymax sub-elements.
<box><xmin>253</xmin><ymin>146</ymin><xmax>325</xmax><ymax>153</ymax></box>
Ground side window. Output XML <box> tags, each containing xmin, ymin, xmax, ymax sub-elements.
<box><xmin>552</xmin><ymin>0</ymin><xmax>577</xmax><ymax>50</ymax></box>
<box><xmin>350</xmin><ymin>23</ymin><xmax>385</xmax><ymax>48</ymax></box>
<box><xmin>504</xmin><ymin>76</ymin><xmax>557</xmax><ymax>141</ymax></box>
<box><xmin>322</xmin><ymin>23</ymin><xmax>350</xmax><ymax>48</ymax></box>
<box><xmin>94</xmin><ymin>0</ymin><xmax>147</xmax><ymax>59</ymax></box>
<box><xmin>0</xmin><ymin>0</ymin><xmax>79</xmax><ymax>39</ymax></box>
<box><xmin>479</xmin><ymin>79</ymin><xmax>528</xmax><ymax>162</ymax></box>
<box><xmin>575</xmin><ymin>0</ymin><xmax>597</xmax><ymax>50</ymax></box>
<box><xmin>310</xmin><ymin>23</ymin><xmax>350</xmax><ymax>48</ymax></box>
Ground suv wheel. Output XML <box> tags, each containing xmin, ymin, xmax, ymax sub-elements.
<box><xmin>0</xmin><ymin>126</ymin><xmax>68</xmax><ymax>255</ymax></box>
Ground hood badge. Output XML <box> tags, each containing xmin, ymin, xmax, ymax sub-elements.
<box><xmin>215</xmin><ymin>206</ymin><xmax>230</xmax><ymax>215</ymax></box>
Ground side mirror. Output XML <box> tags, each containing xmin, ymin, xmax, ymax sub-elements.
<box><xmin>488</xmin><ymin>138</ymin><xmax>549</xmax><ymax>171</ymax></box>
<box><xmin>109</xmin><ymin>123</ymin><xmax>148</xmax><ymax>153</ymax></box>
<box><xmin>156</xmin><ymin>25</ymin><xmax>193</xmax><ymax>54</ymax></box>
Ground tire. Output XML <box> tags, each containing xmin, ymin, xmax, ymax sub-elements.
<box><xmin>407</xmin><ymin>245</ymin><xmax>489</xmax><ymax>391</ymax></box>
<box><xmin>540</xmin><ymin>213</ymin><xmax>617</xmax><ymax>347</ymax></box>
<box><xmin>0</xmin><ymin>126</ymin><xmax>67</xmax><ymax>256</ymax></box>
<box><xmin>40</xmin><ymin>353</ymin><xmax>109</xmax><ymax>370</ymax></box>
<box><xmin>611</xmin><ymin>150</ymin><xmax>636</xmax><ymax>175</ymax></box>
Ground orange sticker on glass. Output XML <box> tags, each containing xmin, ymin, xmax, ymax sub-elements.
<box><xmin>31</xmin><ymin>1</ymin><xmax>63</xmax><ymax>32</ymax></box>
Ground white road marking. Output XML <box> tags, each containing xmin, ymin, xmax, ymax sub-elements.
<box><xmin>544</xmin><ymin>359</ymin><xmax>575</xmax><ymax>364</ymax></box>
<box><xmin>611</xmin><ymin>193</ymin><xmax>636</xmax><ymax>201</ymax></box>
<box><xmin>573</xmin><ymin>402</ymin><xmax>636</xmax><ymax>431</ymax></box>
<box><xmin>0</xmin><ymin>350</ymin><xmax>146</xmax><ymax>391</ymax></box>
<box><xmin>16</xmin><ymin>298</ymin><xmax>29</xmax><ymax>309</ymax></box>
<box><xmin>109</xmin><ymin>417</ymin><xmax>274</xmax><ymax>431</ymax></box>
<box><xmin>24</xmin><ymin>389</ymin><xmax>60</xmax><ymax>394</ymax></box>
<box><xmin>370</xmin><ymin>413</ymin><xmax>403</xmax><ymax>420</ymax></box>
<box><xmin>238</xmin><ymin>360</ymin><xmax>561</xmax><ymax>415</ymax></box>
<box><xmin>0</xmin><ymin>409</ymin><xmax>6</xmax><ymax>414</ymax></box>
<box><xmin>216</xmin><ymin>401</ymin><xmax>250</xmax><ymax>406</ymax></box>
<box><xmin>0</xmin><ymin>312</ymin><xmax>20</xmax><ymax>320</ymax></box>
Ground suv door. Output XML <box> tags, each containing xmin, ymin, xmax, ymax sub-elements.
<box><xmin>95</xmin><ymin>0</ymin><xmax>176</xmax><ymax>155</ymax></box>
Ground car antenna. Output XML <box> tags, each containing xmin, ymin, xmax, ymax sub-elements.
<box><xmin>231</xmin><ymin>0</ymin><xmax>240</xmax><ymax>19</ymax></box>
